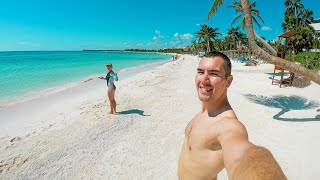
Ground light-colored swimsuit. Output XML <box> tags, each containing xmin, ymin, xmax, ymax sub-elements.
<box><xmin>106</xmin><ymin>71</ymin><xmax>118</xmax><ymax>90</ymax></box>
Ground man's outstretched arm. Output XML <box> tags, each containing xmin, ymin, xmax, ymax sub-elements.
<box><xmin>217</xmin><ymin>119</ymin><xmax>286</xmax><ymax>180</ymax></box>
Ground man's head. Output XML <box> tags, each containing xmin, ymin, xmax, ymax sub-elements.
<box><xmin>195</xmin><ymin>51</ymin><xmax>233</xmax><ymax>102</ymax></box>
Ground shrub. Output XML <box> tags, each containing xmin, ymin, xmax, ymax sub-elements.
<box><xmin>290</xmin><ymin>52</ymin><xmax>320</xmax><ymax>70</ymax></box>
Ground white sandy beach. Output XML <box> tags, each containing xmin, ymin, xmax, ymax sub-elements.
<box><xmin>0</xmin><ymin>55</ymin><xmax>320</xmax><ymax>179</ymax></box>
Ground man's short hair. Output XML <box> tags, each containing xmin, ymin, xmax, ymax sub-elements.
<box><xmin>204</xmin><ymin>51</ymin><xmax>232</xmax><ymax>78</ymax></box>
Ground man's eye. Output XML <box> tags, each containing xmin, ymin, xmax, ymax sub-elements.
<box><xmin>197</xmin><ymin>71</ymin><xmax>204</xmax><ymax>74</ymax></box>
<box><xmin>210</xmin><ymin>73</ymin><xmax>218</xmax><ymax>76</ymax></box>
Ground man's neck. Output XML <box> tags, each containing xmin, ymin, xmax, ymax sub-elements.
<box><xmin>201</xmin><ymin>96</ymin><xmax>232</xmax><ymax>117</ymax></box>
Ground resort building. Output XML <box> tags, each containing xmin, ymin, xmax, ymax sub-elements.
<box><xmin>309</xmin><ymin>18</ymin><xmax>320</xmax><ymax>51</ymax></box>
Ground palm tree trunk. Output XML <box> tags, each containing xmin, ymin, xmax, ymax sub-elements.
<box><xmin>241</xmin><ymin>0</ymin><xmax>320</xmax><ymax>85</ymax></box>
<box><xmin>207</xmin><ymin>38</ymin><xmax>210</xmax><ymax>53</ymax></box>
<box><xmin>248</xmin><ymin>44</ymin><xmax>252</xmax><ymax>63</ymax></box>
<box><xmin>254</xmin><ymin>30</ymin><xmax>277</xmax><ymax>55</ymax></box>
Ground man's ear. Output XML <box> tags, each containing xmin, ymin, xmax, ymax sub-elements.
<box><xmin>226</xmin><ymin>75</ymin><xmax>233</xmax><ymax>87</ymax></box>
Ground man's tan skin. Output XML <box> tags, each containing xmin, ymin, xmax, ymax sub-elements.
<box><xmin>178</xmin><ymin>52</ymin><xmax>286</xmax><ymax>180</ymax></box>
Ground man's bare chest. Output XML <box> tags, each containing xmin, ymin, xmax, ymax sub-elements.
<box><xmin>185</xmin><ymin>118</ymin><xmax>221</xmax><ymax>150</ymax></box>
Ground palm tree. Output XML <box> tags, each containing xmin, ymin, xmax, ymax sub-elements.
<box><xmin>281</xmin><ymin>15</ymin><xmax>298</xmax><ymax>31</ymax></box>
<box><xmin>228</xmin><ymin>0</ymin><xmax>276</xmax><ymax>55</ymax></box>
<box><xmin>301</xmin><ymin>9</ymin><xmax>313</xmax><ymax>26</ymax></box>
<box><xmin>228</xmin><ymin>0</ymin><xmax>267</xmax><ymax>63</ymax></box>
<box><xmin>195</xmin><ymin>24</ymin><xmax>221</xmax><ymax>52</ymax></box>
<box><xmin>226</xmin><ymin>27</ymin><xmax>242</xmax><ymax>49</ymax></box>
<box><xmin>282</xmin><ymin>0</ymin><xmax>315</xmax><ymax>53</ymax></box>
<box><xmin>191</xmin><ymin>40</ymin><xmax>198</xmax><ymax>54</ymax></box>
<box><xmin>228</xmin><ymin>1</ymin><xmax>264</xmax><ymax>30</ymax></box>
<box><xmin>292</xmin><ymin>26</ymin><xmax>315</xmax><ymax>52</ymax></box>
<box><xmin>198</xmin><ymin>41</ymin><xmax>206</xmax><ymax>52</ymax></box>
<box><xmin>285</xmin><ymin>0</ymin><xmax>304</xmax><ymax>26</ymax></box>
<box><xmin>206</xmin><ymin>0</ymin><xmax>320</xmax><ymax>84</ymax></box>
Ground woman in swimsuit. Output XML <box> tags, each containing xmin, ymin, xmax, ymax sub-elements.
<box><xmin>100</xmin><ymin>63</ymin><xmax>119</xmax><ymax>114</ymax></box>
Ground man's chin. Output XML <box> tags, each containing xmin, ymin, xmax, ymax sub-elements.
<box><xmin>198</xmin><ymin>95</ymin><xmax>211</xmax><ymax>102</ymax></box>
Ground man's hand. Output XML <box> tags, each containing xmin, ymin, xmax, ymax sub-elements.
<box><xmin>116</xmin><ymin>69</ymin><xmax>120</xmax><ymax>74</ymax></box>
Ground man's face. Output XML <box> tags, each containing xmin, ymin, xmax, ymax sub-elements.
<box><xmin>195</xmin><ymin>56</ymin><xmax>233</xmax><ymax>102</ymax></box>
<box><xmin>106</xmin><ymin>65</ymin><xmax>112</xmax><ymax>71</ymax></box>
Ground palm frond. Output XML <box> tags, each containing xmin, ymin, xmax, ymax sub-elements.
<box><xmin>206</xmin><ymin>0</ymin><xmax>225</xmax><ymax>21</ymax></box>
<box><xmin>230</xmin><ymin>14</ymin><xmax>243</xmax><ymax>27</ymax></box>
<box><xmin>251</xmin><ymin>10</ymin><xmax>264</xmax><ymax>23</ymax></box>
<box><xmin>250</xmin><ymin>1</ymin><xmax>257</xmax><ymax>8</ymax></box>
<box><xmin>252</xmin><ymin>16</ymin><xmax>261</xmax><ymax>29</ymax></box>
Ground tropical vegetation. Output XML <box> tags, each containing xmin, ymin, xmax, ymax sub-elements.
<box><xmin>124</xmin><ymin>48</ymin><xmax>184</xmax><ymax>54</ymax></box>
<box><xmin>195</xmin><ymin>24</ymin><xmax>221</xmax><ymax>52</ymax></box>
<box><xmin>189</xmin><ymin>0</ymin><xmax>320</xmax><ymax>84</ymax></box>
<box><xmin>281</xmin><ymin>0</ymin><xmax>316</xmax><ymax>53</ymax></box>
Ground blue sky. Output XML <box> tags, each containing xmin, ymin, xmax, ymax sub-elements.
<box><xmin>0</xmin><ymin>0</ymin><xmax>319</xmax><ymax>51</ymax></box>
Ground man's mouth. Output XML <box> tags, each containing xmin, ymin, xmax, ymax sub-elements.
<box><xmin>199</xmin><ymin>85</ymin><xmax>213</xmax><ymax>93</ymax></box>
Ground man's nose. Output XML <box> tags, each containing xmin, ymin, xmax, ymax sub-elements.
<box><xmin>201</xmin><ymin>72</ymin><xmax>210</xmax><ymax>83</ymax></box>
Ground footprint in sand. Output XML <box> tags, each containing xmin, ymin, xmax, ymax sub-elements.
<box><xmin>10</xmin><ymin>137</ymin><xmax>21</xmax><ymax>143</ymax></box>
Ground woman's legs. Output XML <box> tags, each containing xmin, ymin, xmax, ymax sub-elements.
<box><xmin>107</xmin><ymin>88</ymin><xmax>116</xmax><ymax>114</ymax></box>
<box><xmin>113</xmin><ymin>99</ymin><xmax>116</xmax><ymax>113</ymax></box>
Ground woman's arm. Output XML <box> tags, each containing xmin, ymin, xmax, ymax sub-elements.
<box><xmin>112</xmin><ymin>70</ymin><xmax>119</xmax><ymax>81</ymax></box>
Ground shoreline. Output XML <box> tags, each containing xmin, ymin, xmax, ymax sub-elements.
<box><xmin>0</xmin><ymin>58</ymin><xmax>172</xmax><ymax>109</ymax></box>
<box><xmin>0</xmin><ymin>57</ymin><xmax>175</xmax><ymax>140</ymax></box>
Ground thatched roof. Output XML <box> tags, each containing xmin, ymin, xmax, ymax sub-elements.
<box><xmin>278</xmin><ymin>30</ymin><xmax>299</xmax><ymax>38</ymax></box>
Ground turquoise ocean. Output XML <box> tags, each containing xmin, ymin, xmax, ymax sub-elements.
<box><xmin>0</xmin><ymin>51</ymin><xmax>171</xmax><ymax>100</ymax></box>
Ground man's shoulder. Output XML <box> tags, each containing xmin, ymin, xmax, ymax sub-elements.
<box><xmin>220</xmin><ymin>116</ymin><xmax>246</xmax><ymax>130</ymax></box>
<box><xmin>208</xmin><ymin>114</ymin><xmax>248</xmax><ymax>139</ymax></box>
<box><xmin>220</xmin><ymin>116</ymin><xmax>248</xmax><ymax>141</ymax></box>
<box><xmin>209</xmin><ymin>110</ymin><xmax>239</xmax><ymax>126</ymax></box>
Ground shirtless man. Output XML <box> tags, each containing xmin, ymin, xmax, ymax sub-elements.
<box><xmin>178</xmin><ymin>51</ymin><xmax>286</xmax><ymax>180</ymax></box>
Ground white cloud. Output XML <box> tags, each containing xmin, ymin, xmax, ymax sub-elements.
<box><xmin>261</xmin><ymin>26</ymin><xmax>272</xmax><ymax>31</ymax></box>
<box><xmin>196</xmin><ymin>24</ymin><xmax>201</xmax><ymax>26</ymax></box>
<box><xmin>123</xmin><ymin>42</ymin><xmax>128</xmax><ymax>45</ymax></box>
<box><xmin>155</xmin><ymin>30</ymin><xmax>161</xmax><ymax>35</ymax></box>
<box><xmin>152</xmin><ymin>36</ymin><xmax>158</xmax><ymax>41</ymax></box>
<box><xmin>180</xmin><ymin>33</ymin><xmax>193</xmax><ymax>40</ymax></box>
<box><xmin>137</xmin><ymin>43</ymin><xmax>143</xmax><ymax>46</ymax></box>
<box><xmin>174</xmin><ymin>33</ymin><xmax>179</xmax><ymax>38</ymax></box>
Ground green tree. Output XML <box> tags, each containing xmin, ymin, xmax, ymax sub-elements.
<box><xmin>301</xmin><ymin>9</ymin><xmax>314</xmax><ymax>26</ymax></box>
<box><xmin>191</xmin><ymin>40</ymin><xmax>199</xmax><ymax>54</ymax></box>
<box><xmin>228</xmin><ymin>1</ymin><xmax>264</xmax><ymax>30</ymax></box>
<box><xmin>195</xmin><ymin>24</ymin><xmax>221</xmax><ymax>53</ymax></box>
<box><xmin>226</xmin><ymin>27</ymin><xmax>243</xmax><ymax>49</ymax></box>
<box><xmin>281</xmin><ymin>15</ymin><xmax>298</xmax><ymax>31</ymax></box>
<box><xmin>232</xmin><ymin>0</ymin><xmax>278</xmax><ymax>56</ymax></box>
<box><xmin>282</xmin><ymin>0</ymin><xmax>316</xmax><ymax>53</ymax></box>
<box><xmin>206</xmin><ymin>0</ymin><xmax>320</xmax><ymax>84</ymax></box>
<box><xmin>285</xmin><ymin>0</ymin><xmax>304</xmax><ymax>26</ymax></box>
<box><xmin>228</xmin><ymin>0</ymin><xmax>267</xmax><ymax>63</ymax></box>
